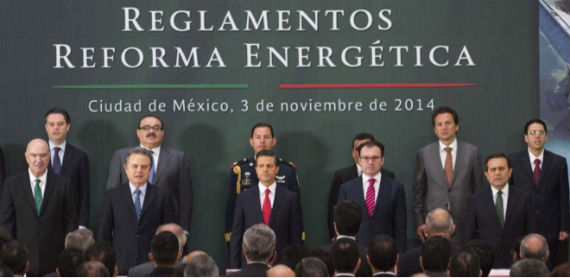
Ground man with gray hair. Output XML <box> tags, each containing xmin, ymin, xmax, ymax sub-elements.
<box><xmin>510</xmin><ymin>258</ymin><xmax>549</xmax><ymax>277</ymax></box>
<box><xmin>519</xmin><ymin>233</ymin><xmax>549</xmax><ymax>262</ymax></box>
<box><xmin>65</xmin><ymin>228</ymin><xmax>95</xmax><ymax>251</ymax></box>
<box><xmin>229</xmin><ymin>224</ymin><xmax>277</xmax><ymax>277</ymax></box>
<box><xmin>398</xmin><ymin>208</ymin><xmax>456</xmax><ymax>276</ymax></box>
<box><xmin>184</xmin><ymin>253</ymin><xmax>219</xmax><ymax>277</ymax></box>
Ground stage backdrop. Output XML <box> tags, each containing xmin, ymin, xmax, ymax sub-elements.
<box><xmin>0</xmin><ymin>0</ymin><xmax>538</xmax><ymax>267</ymax></box>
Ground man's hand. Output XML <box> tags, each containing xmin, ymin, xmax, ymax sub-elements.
<box><xmin>416</xmin><ymin>225</ymin><xmax>429</xmax><ymax>242</ymax></box>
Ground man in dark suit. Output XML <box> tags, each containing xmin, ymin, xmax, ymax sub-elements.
<box><xmin>229</xmin><ymin>224</ymin><xmax>276</xmax><ymax>277</ymax></box>
<box><xmin>106</xmin><ymin>114</ymin><xmax>192</xmax><ymax>233</ymax></box>
<box><xmin>414</xmin><ymin>106</ymin><xmax>484</xmax><ymax>245</ymax></box>
<box><xmin>0</xmin><ymin>138</ymin><xmax>77</xmax><ymax>276</ymax></box>
<box><xmin>99</xmin><ymin>147</ymin><xmax>177</xmax><ymax>275</ymax></box>
<box><xmin>338</xmin><ymin>140</ymin><xmax>406</xmax><ymax>252</ymax></box>
<box><xmin>332</xmin><ymin>238</ymin><xmax>361</xmax><ymax>277</ymax></box>
<box><xmin>509</xmin><ymin>118</ymin><xmax>569</xmax><ymax>266</ymax></box>
<box><xmin>147</xmin><ymin>231</ymin><xmax>181</xmax><ymax>277</ymax></box>
<box><xmin>44</xmin><ymin>107</ymin><xmax>90</xmax><ymax>228</ymax></box>
<box><xmin>367</xmin><ymin>235</ymin><xmax>398</xmax><ymax>277</ymax></box>
<box><xmin>466</xmin><ymin>153</ymin><xmax>535</xmax><ymax>268</ymax></box>
<box><xmin>229</xmin><ymin>150</ymin><xmax>303</xmax><ymax>268</ymax></box>
<box><xmin>328</xmin><ymin>133</ymin><xmax>395</xmax><ymax>240</ymax></box>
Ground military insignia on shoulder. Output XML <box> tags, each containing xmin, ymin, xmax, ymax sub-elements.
<box><xmin>276</xmin><ymin>175</ymin><xmax>286</xmax><ymax>183</ymax></box>
<box><xmin>289</xmin><ymin>161</ymin><xmax>296</xmax><ymax>168</ymax></box>
<box><xmin>230</xmin><ymin>161</ymin><xmax>238</xmax><ymax>169</ymax></box>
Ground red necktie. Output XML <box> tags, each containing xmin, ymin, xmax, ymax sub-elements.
<box><xmin>444</xmin><ymin>147</ymin><xmax>453</xmax><ymax>185</ymax></box>
<box><xmin>262</xmin><ymin>188</ymin><xmax>271</xmax><ymax>225</ymax></box>
<box><xmin>533</xmin><ymin>159</ymin><xmax>541</xmax><ymax>186</ymax></box>
<box><xmin>366</xmin><ymin>178</ymin><xmax>376</xmax><ymax>216</ymax></box>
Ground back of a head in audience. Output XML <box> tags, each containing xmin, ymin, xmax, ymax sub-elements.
<box><xmin>267</xmin><ymin>264</ymin><xmax>295</xmax><ymax>277</ymax></box>
<box><xmin>183</xmin><ymin>253</ymin><xmax>219</xmax><ymax>277</ymax></box>
<box><xmin>425</xmin><ymin>208</ymin><xmax>455</xmax><ymax>239</ymax></box>
<box><xmin>56</xmin><ymin>248</ymin><xmax>85</xmax><ymax>277</ymax></box>
<box><xmin>550</xmin><ymin>262</ymin><xmax>570</xmax><ymax>277</ymax></box>
<box><xmin>519</xmin><ymin>233</ymin><xmax>549</xmax><ymax>262</ymax></box>
<box><xmin>333</xmin><ymin>201</ymin><xmax>362</xmax><ymax>236</ymax></box>
<box><xmin>448</xmin><ymin>249</ymin><xmax>481</xmax><ymax>277</ymax></box>
<box><xmin>0</xmin><ymin>226</ymin><xmax>12</xmax><ymax>252</ymax></box>
<box><xmin>85</xmin><ymin>241</ymin><xmax>117</xmax><ymax>277</ymax></box>
<box><xmin>150</xmin><ymin>231</ymin><xmax>180</xmax><ymax>267</ymax></box>
<box><xmin>331</xmin><ymin>237</ymin><xmax>361</xmax><ymax>275</ymax></box>
<box><xmin>282</xmin><ymin>243</ymin><xmax>308</xmax><ymax>270</ymax></box>
<box><xmin>77</xmin><ymin>261</ymin><xmax>110</xmax><ymax>277</ymax></box>
<box><xmin>295</xmin><ymin>257</ymin><xmax>329</xmax><ymax>277</ymax></box>
<box><xmin>2</xmin><ymin>241</ymin><xmax>29</xmax><ymax>276</ymax></box>
<box><xmin>420</xmin><ymin>236</ymin><xmax>451</xmax><ymax>275</ymax></box>
<box><xmin>156</xmin><ymin>223</ymin><xmax>187</xmax><ymax>255</ymax></box>
<box><xmin>65</xmin><ymin>228</ymin><xmax>95</xmax><ymax>251</ymax></box>
<box><xmin>367</xmin><ymin>235</ymin><xmax>398</xmax><ymax>275</ymax></box>
<box><xmin>306</xmin><ymin>249</ymin><xmax>334</xmax><ymax>276</ymax></box>
<box><xmin>509</xmin><ymin>258</ymin><xmax>549</xmax><ymax>277</ymax></box>
<box><xmin>464</xmin><ymin>239</ymin><xmax>494</xmax><ymax>277</ymax></box>
<box><xmin>243</xmin><ymin>223</ymin><xmax>277</xmax><ymax>264</ymax></box>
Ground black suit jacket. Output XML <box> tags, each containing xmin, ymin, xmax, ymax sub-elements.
<box><xmin>228</xmin><ymin>262</ymin><xmax>270</xmax><ymax>277</ymax></box>
<box><xmin>229</xmin><ymin>185</ymin><xmax>303</xmax><ymax>268</ymax></box>
<box><xmin>99</xmin><ymin>183</ymin><xmax>177</xmax><ymax>275</ymax></box>
<box><xmin>146</xmin><ymin>266</ymin><xmax>175</xmax><ymax>277</ymax></box>
<box><xmin>465</xmin><ymin>185</ymin><xmax>535</xmax><ymax>268</ymax></box>
<box><xmin>0</xmin><ymin>171</ymin><xmax>77</xmax><ymax>276</ymax></box>
<box><xmin>328</xmin><ymin>165</ymin><xmax>395</xmax><ymax>239</ymax></box>
<box><xmin>49</xmin><ymin>143</ymin><xmax>90</xmax><ymax>227</ymax></box>
<box><xmin>321</xmin><ymin>238</ymin><xmax>372</xmax><ymax>277</ymax></box>
<box><xmin>0</xmin><ymin>147</ymin><xmax>5</xmax><ymax>191</ymax></box>
<box><xmin>397</xmin><ymin>240</ymin><xmax>459</xmax><ymax>277</ymax></box>
<box><xmin>338</xmin><ymin>176</ymin><xmax>406</xmax><ymax>253</ymax></box>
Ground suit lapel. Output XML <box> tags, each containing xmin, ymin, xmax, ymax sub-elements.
<box><xmin>353</xmin><ymin>179</ymin><xmax>369</xmax><ymax>217</ymax></box>
<box><xmin>429</xmin><ymin>143</ymin><xmax>448</xmax><ymax>187</ymax></box>
<box><xmin>373</xmin><ymin>176</ymin><xmax>389</xmax><ymax>215</ymax></box>
<box><xmin>119</xmin><ymin>184</ymin><xmax>137</xmax><ymax>218</ymax></box>
<box><xmin>351</xmin><ymin>164</ymin><xmax>358</xmax><ymax>177</ymax></box>
<box><xmin>60</xmin><ymin>144</ymin><xmax>73</xmax><ymax>174</ymax></box>
<box><xmin>39</xmin><ymin>171</ymin><xmax>57</xmax><ymax>216</ymax></box>
<box><xmin>140</xmin><ymin>185</ymin><xmax>156</xmax><ymax>219</ymax></box>
<box><xmin>482</xmin><ymin>186</ymin><xmax>503</xmax><ymax>229</ymax></box>
<box><xmin>521</xmin><ymin>152</ymin><xmax>536</xmax><ymax>186</ymax></box>
<box><xmin>249</xmin><ymin>187</ymin><xmax>264</xmax><ymax>223</ymax></box>
<box><xmin>539</xmin><ymin>151</ymin><xmax>553</xmax><ymax>186</ymax></box>
<box><xmin>451</xmin><ymin>142</ymin><xmax>465</xmax><ymax>187</ymax></box>
<box><xmin>504</xmin><ymin>187</ymin><xmax>517</xmax><ymax>227</ymax></box>
<box><xmin>269</xmin><ymin>186</ymin><xmax>284</xmax><ymax>226</ymax></box>
<box><xmin>21</xmin><ymin>173</ymin><xmax>38</xmax><ymax>215</ymax></box>
<box><xmin>154</xmin><ymin>148</ymin><xmax>170</xmax><ymax>184</ymax></box>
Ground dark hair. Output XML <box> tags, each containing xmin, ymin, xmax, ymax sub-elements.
<box><xmin>295</xmin><ymin>257</ymin><xmax>329</xmax><ymax>277</ymax></box>
<box><xmin>0</xmin><ymin>226</ymin><xmax>12</xmax><ymax>253</ymax></box>
<box><xmin>449</xmin><ymin>249</ymin><xmax>481</xmax><ymax>277</ymax></box>
<box><xmin>282</xmin><ymin>243</ymin><xmax>309</xmax><ymax>270</ymax></box>
<box><xmin>333</xmin><ymin>201</ymin><xmax>362</xmax><ymax>236</ymax></box>
<box><xmin>2</xmin><ymin>241</ymin><xmax>28</xmax><ymax>275</ymax></box>
<box><xmin>523</xmin><ymin>119</ymin><xmax>547</xmax><ymax>135</ymax></box>
<box><xmin>352</xmin><ymin>133</ymin><xmax>375</xmax><ymax>149</ymax></box>
<box><xmin>57</xmin><ymin>248</ymin><xmax>85</xmax><ymax>277</ymax></box>
<box><xmin>485</xmin><ymin>152</ymin><xmax>511</xmax><ymax>170</ymax></box>
<box><xmin>331</xmin><ymin>238</ymin><xmax>360</xmax><ymax>273</ymax></box>
<box><xmin>151</xmin><ymin>231</ymin><xmax>179</xmax><ymax>265</ymax></box>
<box><xmin>45</xmin><ymin>107</ymin><xmax>71</xmax><ymax>124</ymax></box>
<box><xmin>421</xmin><ymin>236</ymin><xmax>451</xmax><ymax>272</ymax></box>
<box><xmin>250</xmin><ymin>123</ymin><xmax>274</xmax><ymax>138</ymax></box>
<box><xmin>85</xmin><ymin>242</ymin><xmax>116</xmax><ymax>276</ymax></box>
<box><xmin>256</xmin><ymin>149</ymin><xmax>279</xmax><ymax>166</ymax></box>
<box><xmin>464</xmin><ymin>239</ymin><xmax>495</xmax><ymax>277</ymax></box>
<box><xmin>138</xmin><ymin>114</ymin><xmax>164</xmax><ymax>130</ymax></box>
<box><xmin>432</xmin><ymin>106</ymin><xmax>459</xmax><ymax>126</ymax></box>
<box><xmin>77</xmin><ymin>261</ymin><xmax>110</xmax><ymax>277</ymax></box>
<box><xmin>306</xmin><ymin>249</ymin><xmax>334</xmax><ymax>276</ymax></box>
<box><xmin>510</xmin><ymin>258</ymin><xmax>549</xmax><ymax>277</ymax></box>
<box><xmin>357</xmin><ymin>140</ymin><xmax>385</xmax><ymax>157</ymax></box>
<box><xmin>368</xmin><ymin>235</ymin><xmax>398</xmax><ymax>272</ymax></box>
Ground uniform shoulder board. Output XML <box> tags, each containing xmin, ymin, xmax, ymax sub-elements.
<box><xmin>230</xmin><ymin>158</ymin><xmax>249</xmax><ymax>168</ymax></box>
<box><xmin>278</xmin><ymin>158</ymin><xmax>296</xmax><ymax>169</ymax></box>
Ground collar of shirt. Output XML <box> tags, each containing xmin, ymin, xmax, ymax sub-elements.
<box><xmin>335</xmin><ymin>273</ymin><xmax>355</xmax><ymax>277</ymax></box>
<box><xmin>336</xmin><ymin>235</ymin><xmax>356</xmax><ymax>241</ymax></box>
<box><xmin>373</xmin><ymin>271</ymin><xmax>396</xmax><ymax>276</ymax></box>
<box><xmin>439</xmin><ymin>138</ymin><xmax>458</xmax><ymax>168</ymax></box>
<box><xmin>141</xmin><ymin>145</ymin><xmax>161</xmax><ymax>166</ymax></box>
<box><xmin>491</xmin><ymin>183</ymin><xmax>509</xmax><ymax>216</ymax></box>
<box><xmin>356</xmin><ymin>163</ymin><xmax>363</xmax><ymax>176</ymax></box>
<box><xmin>362</xmin><ymin>172</ymin><xmax>382</xmax><ymax>203</ymax></box>
<box><xmin>49</xmin><ymin>140</ymin><xmax>66</xmax><ymax>163</ymax></box>
<box><xmin>28</xmin><ymin>169</ymin><xmax>47</xmax><ymax>196</ymax></box>
<box><xmin>527</xmin><ymin>148</ymin><xmax>544</xmax><ymax>170</ymax></box>
<box><xmin>258</xmin><ymin>182</ymin><xmax>276</xmax><ymax>208</ymax></box>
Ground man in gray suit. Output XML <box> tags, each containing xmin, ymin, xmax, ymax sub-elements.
<box><xmin>106</xmin><ymin>115</ymin><xmax>192</xmax><ymax>233</ymax></box>
<box><xmin>413</xmin><ymin>106</ymin><xmax>483</xmax><ymax>245</ymax></box>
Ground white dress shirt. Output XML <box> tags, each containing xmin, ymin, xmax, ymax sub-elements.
<box><xmin>28</xmin><ymin>170</ymin><xmax>47</xmax><ymax>198</ymax></box>
<box><xmin>527</xmin><ymin>149</ymin><xmax>544</xmax><ymax>172</ymax></box>
<box><xmin>258</xmin><ymin>182</ymin><xmax>276</xmax><ymax>209</ymax></box>
<box><xmin>362</xmin><ymin>172</ymin><xmax>382</xmax><ymax>203</ymax></box>
<box><xmin>439</xmin><ymin>139</ymin><xmax>458</xmax><ymax>169</ymax></box>
<box><xmin>491</xmin><ymin>183</ymin><xmax>509</xmax><ymax>220</ymax></box>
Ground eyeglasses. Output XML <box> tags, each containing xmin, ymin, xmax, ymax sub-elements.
<box><xmin>138</xmin><ymin>125</ymin><xmax>163</xmax><ymax>131</ymax></box>
<box><xmin>527</xmin><ymin>130</ymin><xmax>546</xmax><ymax>136</ymax></box>
<box><xmin>360</xmin><ymin>156</ymin><xmax>382</xmax><ymax>162</ymax></box>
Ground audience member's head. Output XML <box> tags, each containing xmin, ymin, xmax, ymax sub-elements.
<box><xmin>150</xmin><ymin>231</ymin><xmax>180</xmax><ymax>267</ymax></box>
<box><xmin>267</xmin><ymin>264</ymin><xmax>295</xmax><ymax>277</ymax></box>
<box><xmin>56</xmin><ymin>248</ymin><xmax>85</xmax><ymax>277</ymax></box>
<box><xmin>464</xmin><ymin>239</ymin><xmax>494</xmax><ymax>277</ymax></box>
<box><xmin>295</xmin><ymin>257</ymin><xmax>329</xmax><ymax>277</ymax></box>
<box><xmin>331</xmin><ymin>238</ymin><xmax>361</xmax><ymax>275</ymax></box>
<box><xmin>519</xmin><ymin>233</ymin><xmax>549</xmax><ymax>262</ymax></box>
<box><xmin>242</xmin><ymin>224</ymin><xmax>277</xmax><ymax>264</ymax></box>
<box><xmin>306</xmin><ymin>249</ymin><xmax>334</xmax><ymax>276</ymax></box>
<box><xmin>425</xmin><ymin>208</ymin><xmax>455</xmax><ymax>238</ymax></box>
<box><xmin>448</xmin><ymin>249</ymin><xmax>481</xmax><ymax>277</ymax></box>
<box><xmin>65</xmin><ymin>228</ymin><xmax>95</xmax><ymax>251</ymax></box>
<box><xmin>2</xmin><ymin>241</ymin><xmax>29</xmax><ymax>276</ymax></box>
<box><xmin>156</xmin><ymin>223</ymin><xmax>187</xmax><ymax>255</ymax></box>
<box><xmin>551</xmin><ymin>262</ymin><xmax>570</xmax><ymax>277</ymax></box>
<box><xmin>281</xmin><ymin>243</ymin><xmax>308</xmax><ymax>270</ymax></box>
<box><xmin>509</xmin><ymin>258</ymin><xmax>549</xmax><ymax>277</ymax></box>
<box><xmin>183</xmin><ymin>253</ymin><xmax>219</xmax><ymax>277</ymax></box>
<box><xmin>85</xmin><ymin>241</ymin><xmax>117</xmax><ymax>277</ymax></box>
<box><xmin>420</xmin><ymin>236</ymin><xmax>451</xmax><ymax>275</ymax></box>
<box><xmin>182</xmin><ymin>250</ymin><xmax>207</xmax><ymax>264</ymax></box>
<box><xmin>333</xmin><ymin>200</ymin><xmax>362</xmax><ymax>237</ymax></box>
<box><xmin>0</xmin><ymin>226</ymin><xmax>12</xmax><ymax>251</ymax></box>
<box><xmin>367</xmin><ymin>235</ymin><xmax>398</xmax><ymax>274</ymax></box>
<box><xmin>77</xmin><ymin>261</ymin><xmax>110</xmax><ymax>277</ymax></box>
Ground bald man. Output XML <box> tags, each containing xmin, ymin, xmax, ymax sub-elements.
<box><xmin>0</xmin><ymin>138</ymin><xmax>77</xmax><ymax>276</ymax></box>
<box><xmin>267</xmin><ymin>264</ymin><xmax>295</xmax><ymax>277</ymax></box>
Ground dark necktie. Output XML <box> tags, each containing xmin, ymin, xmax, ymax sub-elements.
<box><xmin>33</xmin><ymin>179</ymin><xmax>42</xmax><ymax>215</ymax></box>
<box><xmin>134</xmin><ymin>189</ymin><xmax>142</xmax><ymax>221</ymax></box>
<box><xmin>366</xmin><ymin>178</ymin><xmax>376</xmax><ymax>216</ymax></box>
<box><xmin>53</xmin><ymin>147</ymin><xmax>62</xmax><ymax>174</ymax></box>
<box><xmin>149</xmin><ymin>150</ymin><xmax>155</xmax><ymax>183</ymax></box>
<box><xmin>444</xmin><ymin>147</ymin><xmax>453</xmax><ymax>185</ymax></box>
<box><xmin>262</xmin><ymin>188</ymin><xmax>271</xmax><ymax>225</ymax></box>
<box><xmin>533</xmin><ymin>159</ymin><xmax>540</xmax><ymax>186</ymax></box>
<box><xmin>496</xmin><ymin>190</ymin><xmax>504</xmax><ymax>226</ymax></box>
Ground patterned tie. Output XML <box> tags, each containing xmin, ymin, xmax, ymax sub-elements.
<box><xmin>148</xmin><ymin>150</ymin><xmax>155</xmax><ymax>184</ymax></box>
<box><xmin>134</xmin><ymin>189</ymin><xmax>142</xmax><ymax>221</ymax></box>
<box><xmin>262</xmin><ymin>188</ymin><xmax>271</xmax><ymax>225</ymax></box>
<box><xmin>52</xmin><ymin>147</ymin><xmax>62</xmax><ymax>174</ymax></box>
<box><xmin>496</xmin><ymin>190</ymin><xmax>504</xmax><ymax>226</ymax></box>
<box><xmin>533</xmin><ymin>159</ymin><xmax>540</xmax><ymax>186</ymax></box>
<box><xmin>365</xmin><ymin>178</ymin><xmax>376</xmax><ymax>216</ymax></box>
<box><xmin>33</xmin><ymin>179</ymin><xmax>42</xmax><ymax>215</ymax></box>
<box><xmin>444</xmin><ymin>147</ymin><xmax>453</xmax><ymax>185</ymax></box>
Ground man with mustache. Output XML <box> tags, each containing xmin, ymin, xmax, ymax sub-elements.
<box><xmin>106</xmin><ymin>115</ymin><xmax>192</xmax><ymax>235</ymax></box>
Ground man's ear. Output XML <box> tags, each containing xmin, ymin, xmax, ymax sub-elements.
<box><xmin>419</xmin><ymin>256</ymin><xmax>424</xmax><ymax>271</ymax></box>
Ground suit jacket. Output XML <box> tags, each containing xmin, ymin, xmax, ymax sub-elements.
<box><xmin>397</xmin><ymin>243</ymin><xmax>460</xmax><ymax>277</ymax></box>
<box><xmin>229</xmin><ymin>185</ymin><xmax>303</xmax><ymax>268</ymax></box>
<box><xmin>99</xmin><ymin>183</ymin><xmax>177</xmax><ymax>275</ymax></box>
<box><xmin>49</xmin><ymin>143</ymin><xmax>90</xmax><ymax>227</ymax></box>
<box><xmin>128</xmin><ymin>260</ymin><xmax>183</xmax><ymax>276</ymax></box>
<box><xmin>146</xmin><ymin>266</ymin><xmax>175</xmax><ymax>277</ymax></box>
<box><xmin>509</xmin><ymin>150</ymin><xmax>569</xmax><ymax>241</ymax></box>
<box><xmin>320</xmin><ymin>238</ymin><xmax>372</xmax><ymax>277</ymax></box>
<box><xmin>328</xmin><ymin>165</ymin><xmax>395</xmax><ymax>239</ymax></box>
<box><xmin>0</xmin><ymin>171</ymin><xmax>77</xmax><ymax>276</ymax></box>
<box><xmin>413</xmin><ymin>141</ymin><xmax>483</xmax><ymax>243</ymax></box>
<box><xmin>465</xmin><ymin>185</ymin><xmax>535</xmax><ymax>268</ymax></box>
<box><xmin>0</xmin><ymin>147</ymin><xmax>5</xmax><ymax>191</ymax></box>
<box><xmin>228</xmin><ymin>262</ymin><xmax>270</xmax><ymax>277</ymax></box>
<box><xmin>338</xmin><ymin>175</ymin><xmax>406</xmax><ymax>253</ymax></box>
<box><xmin>106</xmin><ymin>146</ymin><xmax>192</xmax><ymax>231</ymax></box>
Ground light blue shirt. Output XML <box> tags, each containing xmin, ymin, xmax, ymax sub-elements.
<box><xmin>48</xmin><ymin>141</ymin><xmax>66</xmax><ymax>165</ymax></box>
<box><xmin>129</xmin><ymin>183</ymin><xmax>147</xmax><ymax>208</ymax></box>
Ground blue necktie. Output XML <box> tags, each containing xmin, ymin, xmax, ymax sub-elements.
<box><xmin>148</xmin><ymin>151</ymin><xmax>155</xmax><ymax>184</ymax></box>
<box><xmin>52</xmin><ymin>147</ymin><xmax>62</xmax><ymax>174</ymax></box>
<box><xmin>134</xmin><ymin>189</ymin><xmax>142</xmax><ymax>221</ymax></box>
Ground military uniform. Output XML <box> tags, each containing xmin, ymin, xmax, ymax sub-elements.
<box><xmin>224</xmin><ymin>157</ymin><xmax>300</xmax><ymax>243</ymax></box>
